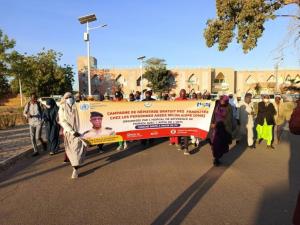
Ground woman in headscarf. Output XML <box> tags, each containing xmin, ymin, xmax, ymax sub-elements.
<box><xmin>256</xmin><ymin>94</ymin><xmax>276</xmax><ymax>149</ymax></box>
<box><xmin>43</xmin><ymin>98</ymin><xmax>60</xmax><ymax>155</ymax></box>
<box><xmin>58</xmin><ymin>92</ymin><xmax>85</xmax><ymax>179</ymax></box>
<box><xmin>210</xmin><ymin>95</ymin><xmax>233</xmax><ymax>166</ymax></box>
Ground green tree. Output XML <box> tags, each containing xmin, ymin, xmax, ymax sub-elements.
<box><xmin>0</xmin><ymin>29</ymin><xmax>15</xmax><ymax>98</ymax></box>
<box><xmin>204</xmin><ymin>0</ymin><xmax>300</xmax><ymax>53</ymax></box>
<box><xmin>0</xmin><ymin>75</ymin><xmax>10</xmax><ymax>98</ymax></box>
<box><xmin>143</xmin><ymin>58</ymin><xmax>175</xmax><ymax>94</ymax></box>
<box><xmin>0</xmin><ymin>29</ymin><xmax>15</xmax><ymax>74</ymax></box>
<box><xmin>9</xmin><ymin>49</ymin><xmax>74</xmax><ymax>96</ymax></box>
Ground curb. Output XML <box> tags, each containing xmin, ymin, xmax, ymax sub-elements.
<box><xmin>0</xmin><ymin>147</ymin><xmax>34</xmax><ymax>172</ymax></box>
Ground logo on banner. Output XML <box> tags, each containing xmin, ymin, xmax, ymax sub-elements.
<box><xmin>144</xmin><ymin>102</ymin><xmax>152</xmax><ymax>107</ymax></box>
<box><xmin>196</xmin><ymin>102</ymin><xmax>211</xmax><ymax>108</ymax></box>
<box><xmin>80</xmin><ymin>103</ymin><xmax>90</xmax><ymax>111</ymax></box>
<box><xmin>170</xmin><ymin>129</ymin><xmax>177</xmax><ymax>134</ymax></box>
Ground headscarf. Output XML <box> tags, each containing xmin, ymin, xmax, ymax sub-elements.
<box><xmin>44</xmin><ymin>98</ymin><xmax>59</xmax><ymax>124</ymax></box>
<box><xmin>60</xmin><ymin>92</ymin><xmax>73</xmax><ymax>104</ymax></box>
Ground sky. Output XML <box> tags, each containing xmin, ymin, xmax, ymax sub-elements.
<box><xmin>1</xmin><ymin>0</ymin><xmax>300</xmax><ymax>90</ymax></box>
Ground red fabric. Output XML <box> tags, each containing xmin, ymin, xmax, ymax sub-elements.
<box><xmin>170</xmin><ymin>136</ymin><xmax>179</xmax><ymax>144</ymax></box>
<box><xmin>289</xmin><ymin>107</ymin><xmax>300</xmax><ymax>135</ymax></box>
<box><xmin>117</xmin><ymin>128</ymin><xmax>208</xmax><ymax>141</ymax></box>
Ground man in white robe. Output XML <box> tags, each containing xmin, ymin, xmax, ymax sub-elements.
<box><xmin>58</xmin><ymin>92</ymin><xmax>85</xmax><ymax>179</ymax></box>
<box><xmin>237</xmin><ymin>93</ymin><xmax>255</xmax><ymax>148</ymax></box>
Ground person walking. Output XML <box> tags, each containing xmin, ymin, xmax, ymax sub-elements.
<box><xmin>174</xmin><ymin>89</ymin><xmax>190</xmax><ymax>155</ymax></box>
<box><xmin>23</xmin><ymin>93</ymin><xmax>47</xmax><ymax>157</ymax></box>
<box><xmin>58</xmin><ymin>92</ymin><xmax>85</xmax><ymax>179</ymax></box>
<box><xmin>210</xmin><ymin>95</ymin><xmax>233</xmax><ymax>166</ymax></box>
<box><xmin>256</xmin><ymin>94</ymin><xmax>276</xmax><ymax>149</ymax></box>
<box><xmin>237</xmin><ymin>93</ymin><xmax>255</xmax><ymax>148</ymax></box>
<box><xmin>273</xmin><ymin>95</ymin><xmax>288</xmax><ymax>144</ymax></box>
<box><xmin>43</xmin><ymin>98</ymin><xmax>60</xmax><ymax>155</ymax></box>
<box><xmin>141</xmin><ymin>90</ymin><xmax>156</xmax><ymax>145</ymax></box>
<box><xmin>289</xmin><ymin>98</ymin><xmax>300</xmax><ymax>135</ymax></box>
<box><xmin>114</xmin><ymin>91</ymin><xmax>128</xmax><ymax>151</ymax></box>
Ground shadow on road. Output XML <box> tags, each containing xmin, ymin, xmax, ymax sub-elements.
<box><xmin>151</xmin><ymin>141</ymin><xmax>247</xmax><ymax>225</ymax></box>
<box><xmin>0</xmin><ymin>151</ymin><xmax>67</xmax><ymax>189</ymax></box>
<box><xmin>80</xmin><ymin>138</ymin><xmax>167</xmax><ymax>177</ymax></box>
<box><xmin>0</xmin><ymin>138</ymin><xmax>167</xmax><ymax>188</ymax></box>
<box><xmin>254</xmin><ymin>131</ymin><xmax>300</xmax><ymax>225</ymax></box>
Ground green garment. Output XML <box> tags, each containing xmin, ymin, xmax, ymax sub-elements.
<box><xmin>256</xmin><ymin>119</ymin><xmax>273</xmax><ymax>145</ymax></box>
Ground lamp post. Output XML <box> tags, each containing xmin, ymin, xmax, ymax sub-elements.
<box><xmin>137</xmin><ymin>56</ymin><xmax>146</xmax><ymax>94</ymax></box>
<box><xmin>274</xmin><ymin>57</ymin><xmax>283</xmax><ymax>93</ymax></box>
<box><xmin>78</xmin><ymin>14</ymin><xmax>107</xmax><ymax>96</ymax></box>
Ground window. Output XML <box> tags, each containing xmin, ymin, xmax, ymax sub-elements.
<box><xmin>267</xmin><ymin>75</ymin><xmax>276</xmax><ymax>82</ymax></box>
<box><xmin>246</xmin><ymin>75</ymin><xmax>256</xmax><ymax>84</ymax></box>
<box><xmin>214</xmin><ymin>72</ymin><xmax>225</xmax><ymax>83</ymax></box>
<box><xmin>188</xmin><ymin>74</ymin><xmax>197</xmax><ymax>85</ymax></box>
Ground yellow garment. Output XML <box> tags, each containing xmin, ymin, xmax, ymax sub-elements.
<box><xmin>256</xmin><ymin>119</ymin><xmax>273</xmax><ymax>146</ymax></box>
<box><xmin>273</xmin><ymin>102</ymin><xmax>295</xmax><ymax>125</ymax></box>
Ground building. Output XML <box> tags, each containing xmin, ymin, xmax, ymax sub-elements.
<box><xmin>77</xmin><ymin>56</ymin><xmax>300</xmax><ymax>97</ymax></box>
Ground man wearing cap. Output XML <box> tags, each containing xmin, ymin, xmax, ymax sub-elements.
<box><xmin>83</xmin><ymin>112</ymin><xmax>115</xmax><ymax>139</ymax></box>
<box><xmin>237</xmin><ymin>93</ymin><xmax>255</xmax><ymax>148</ymax></box>
<box><xmin>59</xmin><ymin>92</ymin><xmax>85</xmax><ymax>179</ymax></box>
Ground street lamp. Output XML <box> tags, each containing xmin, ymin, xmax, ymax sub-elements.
<box><xmin>274</xmin><ymin>56</ymin><xmax>283</xmax><ymax>93</ymax></box>
<box><xmin>137</xmin><ymin>56</ymin><xmax>146</xmax><ymax>94</ymax></box>
<box><xmin>78</xmin><ymin>14</ymin><xmax>107</xmax><ymax>96</ymax></box>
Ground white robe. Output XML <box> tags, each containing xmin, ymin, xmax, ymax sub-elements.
<box><xmin>238</xmin><ymin>101</ymin><xmax>255</xmax><ymax>146</ymax></box>
<box><xmin>58</xmin><ymin>103</ymin><xmax>84</xmax><ymax>167</ymax></box>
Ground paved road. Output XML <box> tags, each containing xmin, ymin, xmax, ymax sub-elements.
<box><xmin>0</xmin><ymin>125</ymin><xmax>46</xmax><ymax>164</ymax></box>
<box><xmin>0</xmin><ymin>132</ymin><xmax>299</xmax><ymax>225</ymax></box>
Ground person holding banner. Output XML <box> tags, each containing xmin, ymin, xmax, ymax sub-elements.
<box><xmin>59</xmin><ymin>92</ymin><xmax>85</xmax><ymax>179</ymax></box>
<box><xmin>113</xmin><ymin>91</ymin><xmax>128</xmax><ymax>151</ymax></box>
<box><xmin>141</xmin><ymin>90</ymin><xmax>156</xmax><ymax>145</ymax></box>
<box><xmin>173</xmin><ymin>89</ymin><xmax>190</xmax><ymax>155</ymax></box>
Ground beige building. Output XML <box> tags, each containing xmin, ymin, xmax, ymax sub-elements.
<box><xmin>77</xmin><ymin>57</ymin><xmax>300</xmax><ymax>97</ymax></box>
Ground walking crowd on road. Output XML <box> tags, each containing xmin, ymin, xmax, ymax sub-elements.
<box><xmin>23</xmin><ymin>89</ymin><xmax>300</xmax><ymax>178</ymax></box>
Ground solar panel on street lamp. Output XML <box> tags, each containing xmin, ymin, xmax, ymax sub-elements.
<box><xmin>78</xmin><ymin>14</ymin><xmax>97</xmax><ymax>24</ymax></box>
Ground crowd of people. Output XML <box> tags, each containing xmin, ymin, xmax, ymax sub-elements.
<box><xmin>23</xmin><ymin>89</ymin><xmax>300</xmax><ymax>178</ymax></box>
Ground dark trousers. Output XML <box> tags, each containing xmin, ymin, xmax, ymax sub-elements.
<box><xmin>179</xmin><ymin>136</ymin><xmax>188</xmax><ymax>149</ymax></box>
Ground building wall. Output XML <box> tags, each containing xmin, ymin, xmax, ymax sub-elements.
<box><xmin>237</xmin><ymin>70</ymin><xmax>300</xmax><ymax>95</ymax></box>
<box><xmin>77</xmin><ymin>57</ymin><xmax>300</xmax><ymax>97</ymax></box>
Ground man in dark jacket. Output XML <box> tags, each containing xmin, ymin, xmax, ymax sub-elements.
<box><xmin>256</xmin><ymin>94</ymin><xmax>276</xmax><ymax>149</ymax></box>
